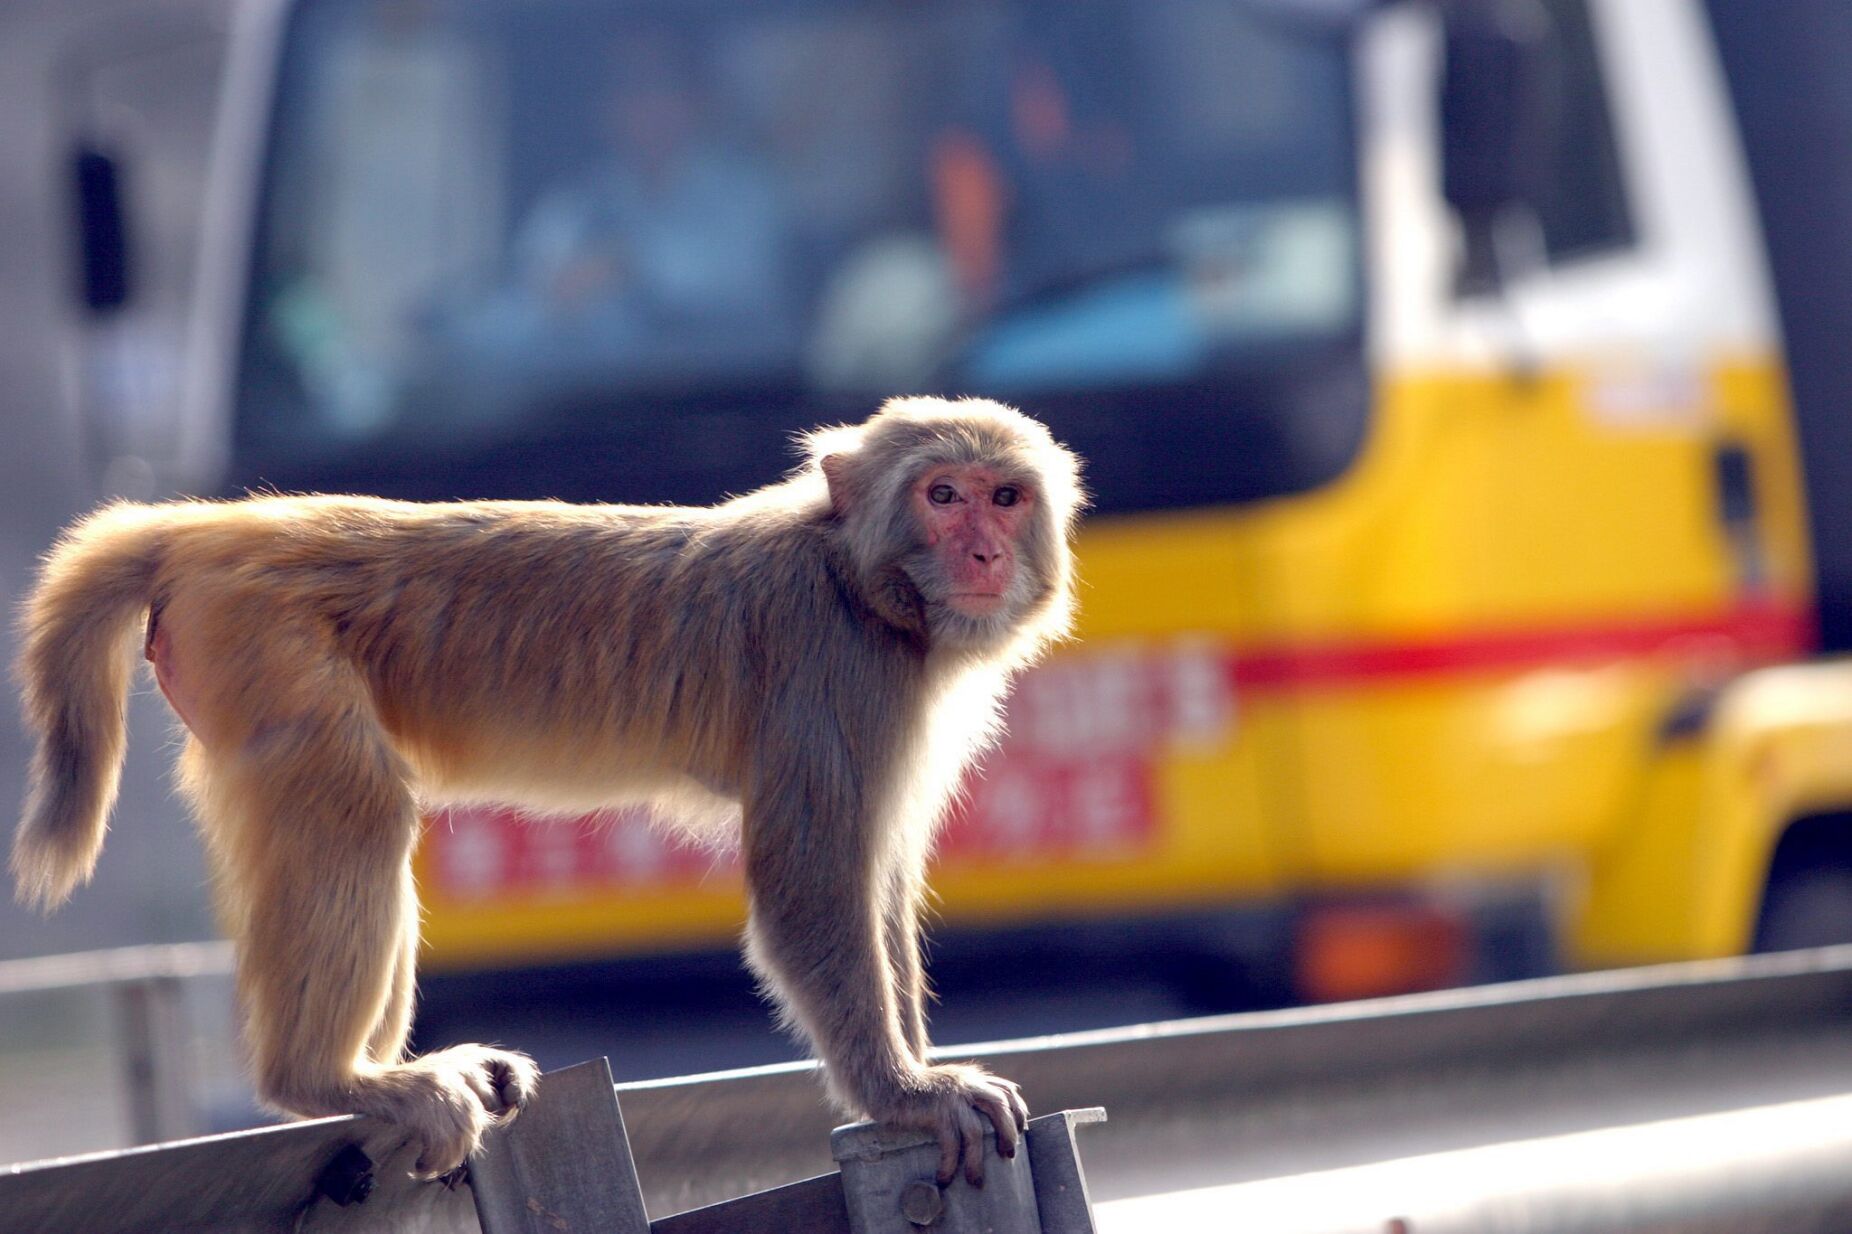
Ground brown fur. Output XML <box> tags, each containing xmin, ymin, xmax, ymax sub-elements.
<box><xmin>11</xmin><ymin>397</ymin><xmax>1083</xmax><ymax>1181</ymax></box>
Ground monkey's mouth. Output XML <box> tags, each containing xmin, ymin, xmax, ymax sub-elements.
<box><xmin>948</xmin><ymin>592</ymin><xmax>1007</xmax><ymax>615</ymax></box>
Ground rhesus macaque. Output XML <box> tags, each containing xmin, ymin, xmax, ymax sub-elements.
<box><xmin>12</xmin><ymin>397</ymin><xmax>1083</xmax><ymax>1182</ymax></box>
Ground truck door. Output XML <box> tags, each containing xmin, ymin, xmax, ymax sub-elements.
<box><xmin>1295</xmin><ymin>0</ymin><xmax>1812</xmax><ymax>906</ymax></box>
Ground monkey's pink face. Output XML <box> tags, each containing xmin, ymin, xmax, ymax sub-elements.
<box><xmin>913</xmin><ymin>465</ymin><xmax>1033</xmax><ymax>618</ymax></box>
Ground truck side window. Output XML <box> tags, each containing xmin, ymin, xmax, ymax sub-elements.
<box><xmin>1530</xmin><ymin>0</ymin><xmax>1634</xmax><ymax>263</ymax></box>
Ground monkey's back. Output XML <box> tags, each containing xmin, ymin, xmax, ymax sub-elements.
<box><xmin>144</xmin><ymin>494</ymin><xmax>837</xmax><ymax>807</ymax></box>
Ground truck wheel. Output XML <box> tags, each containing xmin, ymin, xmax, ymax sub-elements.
<box><xmin>1753</xmin><ymin>865</ymin><xmax>1852</xmax><ymax>952</ymax></box>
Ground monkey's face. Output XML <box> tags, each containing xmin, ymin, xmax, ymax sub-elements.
<box><xmin>912</xmin><ymin>464</ymin><xmax>1031</xmax><ymax>619</ymax></box>
<box><xmin>814</xmin><ymin>397</ymin><xmax>1083</xmax><ymax>657</ymax></box>
<box><xmin>897</xmin><ymin>461</ymin><xmax>1063</xmax><ymax>653</ymax></box>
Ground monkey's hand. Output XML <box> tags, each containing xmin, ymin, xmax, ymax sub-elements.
<box><xmin>374</xmin><ymin>1044</ymin><xmax>541</xmax><ymax>1178</ymax></box>
<box><xmin>876</xmin><ymin>1062</ymin><xmax>1030</xmax><ymax>1187</ymax></box>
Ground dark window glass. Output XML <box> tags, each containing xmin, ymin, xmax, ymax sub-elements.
<box><xmin>232</xmin><ymin>0</ymin><xmax>1368</xmax><ymax>514</ymax></box>
<box><xmin>1532</xmin><ymin>0</ymin><xmax>1634</xmax><ymax>262</ymax></box>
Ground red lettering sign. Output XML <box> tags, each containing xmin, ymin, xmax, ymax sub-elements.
<box><xmin>424</xmin><ymin>642</ymin><xmax>1233</xmax><ymax>899</ymax></box>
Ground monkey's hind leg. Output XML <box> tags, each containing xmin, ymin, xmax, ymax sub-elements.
<box><xmin>188</xmin><ymin>687</ymin><xmax>535</xmax><ymax>1177</ymax></box>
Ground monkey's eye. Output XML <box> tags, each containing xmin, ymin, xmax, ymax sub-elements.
<box><xmin>928</xmin><ymin>483</ymin><xmax>959</xmax><ymax>505</ymax></box>
<box><xmin>993</xmin><ymin>486</ymin><xmax>1021</xmax><ymax>508</ymax></box>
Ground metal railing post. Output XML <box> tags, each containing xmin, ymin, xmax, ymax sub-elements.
<box><xmin>831</xmin><ymin>1108</ymin><xmax>1106</xmax><ymax>1234</ymax></box>
<box><xmin>1023</xmin><ymin>1108</ymin><xmax>1106</xmax><ymax>1234</ymax></box>
<box><xmin>112</xmin><ymin>973</ymin><xmax>197</xmax><ymax>1144</ymax></box>
<box><xmin>469</xmin><ymin>1058</ymin><xmax>651</xmax><ymax>1234</ymax></box>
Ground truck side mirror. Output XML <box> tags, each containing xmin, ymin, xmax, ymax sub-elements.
<box><xmin>71</xmin><ymin>142</ymin><xmax>133</xmax><ymax>314</ymax></box>
<box><xmin>1439</xmin><ymin>0</ymin><xmax>1554</xmax><ymax>294</ymax></box>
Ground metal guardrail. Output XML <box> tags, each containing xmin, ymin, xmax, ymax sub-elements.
<box><xmin>613</xmin><ymin>946</ymin><xmax>1852</xmax><ymax>1214</ymax></box>
<box><xmin>0</xmin><ymin>1059</ymin><xmax>1105</xmax><ymax>1234</ymax></box>
<box><xmin>0</xmin><ymin>941</ymin><xmax>235</xmax><ymax>1148</ymax></box>
<box><xmin>8</xmin><ymin>945</ymin><xmax>1852</xmax><ymax>1231</ymax></box>
<box><xmin>1109</xmin><ymin>1092</ymin><xmax>1852</xmax><ymax>1234</ymax></box>
<box><xmin>0</xmin><ymin>941</ymin><xmax>235</xmax><ymax>994</ymax></box>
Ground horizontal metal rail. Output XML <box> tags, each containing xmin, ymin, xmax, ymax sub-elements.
<box><xmin>615</xmin><ymin>946</ymin><xmax>1852</xmax><ymax>1213</ymax></box>
<box><xmin>1095</xmin><ymin>1093</ymin><xmax>1852</xmax><ymax>1233</ymax></box>
<box><xmin>0</xmin><ymin>1060</ymin><xmax>1103</xmax><ymax>1234</ymax></box>
<box><xmin>4</xmin><ymin>946</ymin><xmax>1852</xmax><ymax>1231</ymax></box>
<box><xmin>0</xmin><ymin>940</ymin><xmax>233</xmax><ymax>995</ymax></box>
<box><xmin>0</xmin><ymin>940</ymin><xmax>238</xmax><ymax>1147</ymax></box>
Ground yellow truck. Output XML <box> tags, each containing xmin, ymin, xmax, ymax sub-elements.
<box><xmin>69</xmin><ymin>0</ymin><xmax>1852</xmax><ymax>1001</ymax></box>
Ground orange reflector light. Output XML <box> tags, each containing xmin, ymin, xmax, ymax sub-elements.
<box><xmin>1295</xmin><ymin>902</ymin><xmax>1468</xmax><ymax>1004</ymax></box>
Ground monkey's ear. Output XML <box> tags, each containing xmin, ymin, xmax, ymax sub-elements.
<box><xmin>820</xmin><ymin>453</ymin><xmax>859</xmax><ymax>517</ymax></box>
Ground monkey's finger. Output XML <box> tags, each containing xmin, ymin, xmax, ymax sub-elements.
<box><xmin>457</xmin><ymin>1065</ymin><xmax>501</xmax><ymax>1112</ymax></box>
<box><xmin>936</xmin><ymin>1122</ymin><xmax>962</xmax><ymax>1185</ymax></box>
<box><xmin>971</xmin><ymin>1087</ymin><xmax>1020</xmax><ymax>1160</ymax></box>
<box><xmin>959</xmin><ymin>1105</ymin><xmax>990</xmax><ymax>1187</ymax></box>
<box><xmin>982</xmin><ymin>1071</ymin><xmax>1029</xmax><ymax>1128</ymax></box>
<box><xmin>1000</xmin><ymin>1078</ymin><xmax>1030</xmax><ymax>1131</ymax></box>
<box><xmin>485</xmin><ymin>1053</ymin><xmax>538</xmax><ymax>1118</ymax></box>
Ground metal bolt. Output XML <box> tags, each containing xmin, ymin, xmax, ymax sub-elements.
<box><xmin>315</xmin><ymin>1143</ymin><xmax>376</xmax><ymax>1207</ymax></box>
<box><xmin>900</xmin><ymin>1179</ymin><xmax>944</xmax><ymax>1226</ymax></box>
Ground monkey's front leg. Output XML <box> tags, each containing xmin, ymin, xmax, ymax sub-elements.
<box><xmin>883</xmin><ymin>861</ymin><xmax>932</xmax><ymax>1060</ymax></box>
<box><xmin>742</xmin><ymin>790</ymin><xmax>1027</xmax><ymax>1186</ymax></box>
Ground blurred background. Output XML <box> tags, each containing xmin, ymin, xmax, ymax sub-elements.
<box><xmin>6</xmin><ymin>0</ymin><xmax>1852</xmax><ymax>1170</ymax></box>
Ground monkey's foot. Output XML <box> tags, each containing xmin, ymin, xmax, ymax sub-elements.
<box><xmin>876</xmin><ymin>1062</ymin><xmax>1030</xmax><ymax>1187</ymax></box>
<box><xmin>358</xmin><ymin>1044</ymin><xmax>540</xmax><ymax>1178</ymax></box>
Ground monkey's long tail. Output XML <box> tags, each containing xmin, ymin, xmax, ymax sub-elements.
<box><xmin>12</xmin><ymin>502</ymin><xmax>166</xmax><ymax>911</ymax></box>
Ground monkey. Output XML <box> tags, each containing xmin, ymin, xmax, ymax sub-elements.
<box><xmin>11</xmin><ymin>396</ymin><xmax>1084</xmax><ymax>1184</ymax></box>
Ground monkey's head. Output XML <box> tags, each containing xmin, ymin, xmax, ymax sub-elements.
<box><xmin>811</xmin><ymin>397</ymin><xmax>1085</xmax><ymax>659</ymax></box>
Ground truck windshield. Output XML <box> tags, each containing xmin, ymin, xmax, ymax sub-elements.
<box><xmin>235</xmin><ymin>0</ymin><xmax>1364</xmax><ymax>512</ymax></box>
